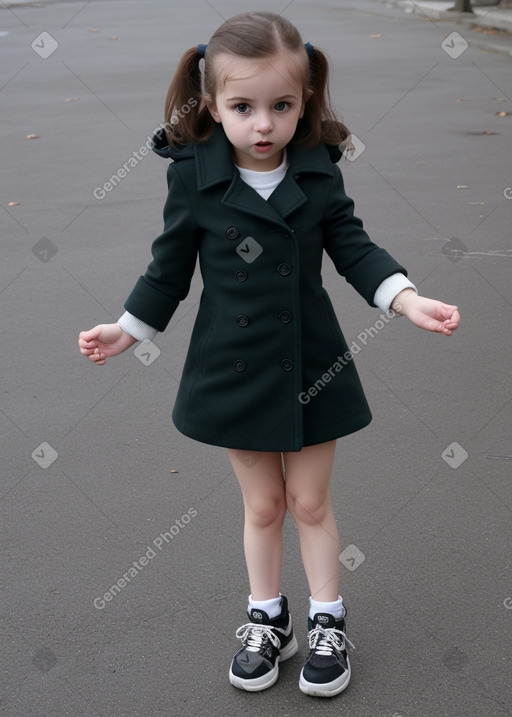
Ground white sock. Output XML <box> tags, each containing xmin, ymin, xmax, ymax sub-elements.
<box><xmin>248</xmin><ymin>593</ymin><xmax>282</xmax><ymax>619</ymax></box>
<box><xmin>309</xmin><ymin>595</ymin><xmax>345</xmax><ymax>621</ymax></box>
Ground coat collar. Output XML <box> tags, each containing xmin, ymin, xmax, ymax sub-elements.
<box><xmin>194</xmin><ymin>125</ymin><xmax>337</xmax><ymax>224</ymax></box>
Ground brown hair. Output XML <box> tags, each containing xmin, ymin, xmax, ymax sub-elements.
<box><xmin>164</xmin><ymin>12</ymin><xmax>349</xmax><ymax>149</ymax></box>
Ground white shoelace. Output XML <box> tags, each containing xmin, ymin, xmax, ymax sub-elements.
<box><xmin>308</xmin><ymin>626</ymin><xmax>355</xmax><ymax>656</ymax></box>
<box><xmin>236</xmin><ymin>623</ymin><xmax>282</xmax><ymax>653</ymax></box>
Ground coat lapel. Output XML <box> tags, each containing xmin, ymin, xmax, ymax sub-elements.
<box><xmin>194</xmin><ymin>124</ymin><xmax>336</xmax><ymax>226</ymax></box>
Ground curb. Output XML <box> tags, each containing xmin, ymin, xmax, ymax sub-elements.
<box><xmin>397</xmin><ymin>1</ymin><xmax>512</xmax><ymax>30</ymax></box>
<box><xmin>387</xmin><ymin>0</ymin><xmax>512</xmax><ymax>56</ymax></box>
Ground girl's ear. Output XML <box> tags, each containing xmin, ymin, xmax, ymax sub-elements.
<box><xmin>205</xmin><ymin>94</ymin><xmax>221</xmax><ymax>123</ymax></box>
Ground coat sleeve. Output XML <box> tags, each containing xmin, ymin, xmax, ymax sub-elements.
<box><xmin>123</xmin><ymin>163</ymin><xmax>200</xmax><ymax>332</ymax></box>
<box><xmin>322</xmin><ymin>166</ymin><xmax>407</xmax><ymax>307</ymax></box>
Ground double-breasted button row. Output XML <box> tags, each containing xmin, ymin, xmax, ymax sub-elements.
<box><xmin>235</xmin><ymin>312</ymin><xmax>291</xmax><ymax>326</ymax></box>
<box><xmin>234</xmin><ymin>264</ymin><xmax>291</xmax><ymax>281</ymax></box>
<box><xmin>233</xmin><ymin>359</ymin><xmax>294</xmax><ymax>372</ymax></box>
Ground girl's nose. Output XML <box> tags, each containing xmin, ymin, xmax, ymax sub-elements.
<box><xmin>254</xmin><ymin>113</ymin><xmax>273</xmax><ymax>133</ymax></box>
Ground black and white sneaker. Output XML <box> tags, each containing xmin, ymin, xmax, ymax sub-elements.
<box><xmin>299</xmin><ymin>611</ymin><xmax>355</xmax><ymax>697</ymax></box>
<box><xmin>229</xmin><ymin>596</ymin><xmax>298</xmax><ymax>691</ymax></box>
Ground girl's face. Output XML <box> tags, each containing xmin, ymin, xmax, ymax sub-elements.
<box><xmin>207</xmin><ymin>51</ymin><xmax>306</xmax><ymax>171</ymax></box>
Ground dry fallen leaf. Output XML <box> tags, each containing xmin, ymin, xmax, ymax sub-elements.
<box><xmin>109</xmin><ymin>36</ymin><xmax>118</xmax><ymax>41</ymax></box>
<box><xmin>26</xmin><ymin>133</ymin><xmax>39</xmax><ymax>139</ymax></box>
<box><xmin>8</xmin><ymin>202</ymin><xmax>20</xmax><ymax>206</ymax></box>
<box><xmin>369</xmin><ymin>34</ymin><xmax>381</xmax><ymax>38</ymax></box>
<box><xmin>456</xmin><ymin>185</ymin><xmax>469</xmax><ymax>189</ymax></box>
<box><xmin>66</xmin><ymin>97</ymin><xmax>80</xmax><ymax>102</ymax></box>
<box><xmin>469</xmin><ymin>24</ymin><xmax>506</xmax><ymax>35</ymax></box>
<box><xmin>496</xmin><ymin>111</ymin><xmax>510</xmax><ymax>117</ymax></box>
<box><xmin>88</xmin><ymin>28</ymin><xmax>100</xmax><ymax>33</ymax></box>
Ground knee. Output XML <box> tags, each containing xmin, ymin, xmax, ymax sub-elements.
<box><xmin>286</xmin><ymin>491</ymin><xmax>330</xmax><ymax>527</ymax></box>
<box><xmin>245</xmin><ymin>494</ymin><xmax>286</xmax><ymax>529</ymax></box>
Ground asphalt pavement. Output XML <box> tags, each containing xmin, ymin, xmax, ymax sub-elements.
<box><xmin>1</xmin><ymin>1</ymin><xmax>511</xmax><ymax>715</ymax></box>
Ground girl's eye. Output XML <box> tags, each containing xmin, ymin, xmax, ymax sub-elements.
<box><xmin>235</xmin><ymin>103</ymin><xmax>250</xmax><ymax>114</ymax></box>
<box><xmin>275</xmin><ymin>102</ymin><xmax>289</xmax><ymax>111</ymax></box>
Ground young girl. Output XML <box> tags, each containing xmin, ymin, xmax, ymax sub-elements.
<box><xmin>79</xmin><ymin>12</ymin><xmax>460</xmax><ymax>698</ymax></box>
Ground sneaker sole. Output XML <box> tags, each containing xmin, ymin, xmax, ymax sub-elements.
<box><xmin>229</xmin><ymin>634</ymin><xmax>298</xmax><ymax>692</ymax></box>
<box><xmin>299</xmin><ymin>657</ymin><xmax>351</xmax><ymax>697</ymax></box>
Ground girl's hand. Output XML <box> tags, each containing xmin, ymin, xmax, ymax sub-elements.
<box><xmin>392</xmin><ymin>290</ymin><xmax>460</xmax><ymax>336</ymax></box>
<box><xmin>78</xmin><ymin>323</ymin><xmax>137</xmax><ymax>365</ymax></box>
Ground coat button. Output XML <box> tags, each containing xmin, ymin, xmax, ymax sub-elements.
<box><xmin>277</xmin><ymin>263</ymin><xmax>291</xmax><ymax>276</ymax></box>
<box><xmin>281</xmin><ymin>358</ymin><xmax>294</xmax><ymax>372</ymax></box>
<box><xmin>226</xmin><ymin>226</ymin><xmax>240</xmax><ymax>240</ymax></box>
<box><xmin>278</xmin><ymin>311</ymin><xmax>292</xmax><ymax>324</ymax></box>
<box><xmin>236</xmin><ymin>314</ymin><xmax>249</xmax><ymax>327</ymax></box>
<box><xmin>233</xmin><ymin>360</ymin><xmax>246</xmax><ymax>372</ymax></box>
<box><xmin>235</xmin><ymin>269</ymin><xmax>247</xmax><ymax>282</ymax></box>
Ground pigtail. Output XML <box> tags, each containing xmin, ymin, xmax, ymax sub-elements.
<box><xmin>164</xmin><ymin>47</ymin><xmax>215</xmax><ymax>148</ymax></box>
<box><xmin>297</xmin><ymin>47</ymin><xmax>350</xmax><ymax>149</ymax></box>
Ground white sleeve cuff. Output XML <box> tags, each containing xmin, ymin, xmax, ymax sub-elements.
<box><xmin>373</xmin><ymin>273</ymin><xmax>417</xmax><ymax>312</ymax></box>
<box><xmin>117</xmin><ymin>311</ymin><xmax>158</xmax><ymax>342</ymax></box>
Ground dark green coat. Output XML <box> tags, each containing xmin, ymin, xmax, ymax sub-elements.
<box><xmin>124</xmin><ymin>125</ymin><xmax>407</xmax><ymax>451</ymax></box>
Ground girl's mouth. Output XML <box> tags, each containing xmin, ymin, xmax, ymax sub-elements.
<box><xmin>254</xmin><ymin>141</ymin><xmax>273</xmax><ymax>153</ymax></box>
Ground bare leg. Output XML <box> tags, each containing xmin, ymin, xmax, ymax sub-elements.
<box><xmin>227</xmin><ymin>449</ymin><xmax>286</xmax><ymax>600</ymax></box>
<box><xmin>283</xmin><ymin>441</ymin><xmax>340</xmax><ymax>602</ymax></box>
